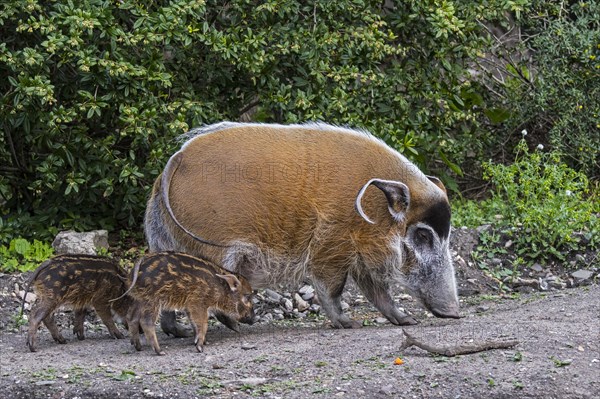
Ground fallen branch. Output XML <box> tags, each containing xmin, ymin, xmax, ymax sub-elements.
<box><xmin>399</xmin><ymin>329</ymin><xmax>519</xmax><ymax>357</ymax></box>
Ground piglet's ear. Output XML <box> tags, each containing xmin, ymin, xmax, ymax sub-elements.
<box><xmin>216</xmin><ymin>274</ymin><xmax>241</xmax><ymax>292</ymax></box>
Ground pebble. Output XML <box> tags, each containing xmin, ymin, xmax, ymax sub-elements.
<box><xmin>340</xmin><ymin>301</ymin><xmax>349</xmax><ymax>311</ymax></box>
<box><xmin>476</xmin><ymin>306</ymin><xmax>490</xmax><ymax>313</ymax></box>
<box><xmin>379</xmin><ymin>385</ymin><xmax>393</xmax><ymax>396</ymax></box>
<box><xmin>309</xmin><ymin>304</ymin><xmax>321</xmax><ymax>313</ymax></box>
<box><xmin>294</xmin><ymin>294</ymin><xmax>310</xmax><ymax>312</ymax></box>
<box><xmin>282</xmin><ymin>298</ymin><xmax>293</xmax><ymax>312</ymax></box>
<box><xmin>34</xmin><ymin>380</ymin><xmax>55</xmax><ymax>386</ymax></box>
<box><xmin>375</xmin><ymin>317</ymin><xmax>388</xmax><ymax>324</ymax></box>
<box><xmin>571</xmin><ymin>270</ymin><xmax>593</xmax><ymax>280</ymax></box>
<box><xmin>241</xmin><ymin>342</ymin><xmax>257</xmax><ymax>350</ymax></box>
<box><xmin>531</xmin><ymin>263</ymin><xmax>544</xmax><ymax>272</ymax></box>
<box><xmin>264</xmin><ymin>289</ymin><xmax>282</xmax><ymax>303</ymax></box>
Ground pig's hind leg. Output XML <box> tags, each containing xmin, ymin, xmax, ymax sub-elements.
<box><xmin>312</xmin><ymin>270</ymin><xmax>361</xmax><ymax>329</ymax></box>
<box><xmin>127</xmin><ymin>303</ymin><xmax>143</xmax><ymax>351</ymax></box>
<box><xmin>27</xmin><ymin>301</ymin><xmax>58</xmax><ymax>351</ymax></box>
<box><xmin>95</xmin><ymin>302</ymin><xmax>125</xmax><ymax>339</ymax></box>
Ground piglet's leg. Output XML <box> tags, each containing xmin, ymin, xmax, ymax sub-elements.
<box><xmin>95</xmin><ymin>302</ymin><xmax>125</xmax><ymax>339</ymax></box>
<box><xmin>141</xmin><ymin>308</ymin><xmax>163</xmax><ymax>356</ymax></box>
<box><xmin>27</xmin><ymin>302</ymin><xmax>55</xmax><ymax>352</ymax></box>
<box><xmin>127</xmin><ymin>304</ymin><xmax>142</xmax><ymax>351</ymax></box>
<box><xmin>187</xmin><ymin>307</ymin><xmax>209</xmax><ymax>353</ymax></box>
<box><xmin>43</xmin><ymin>313</ymin><xmax>67</xmax><ymax>344</ymax></box>
<box><xmin>73</xmin><ymin>308</ymin><xmax>86</xmax><ymax>340</ymax></box>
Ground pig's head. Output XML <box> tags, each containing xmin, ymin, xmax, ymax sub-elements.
<box><xmin>355</xmin><ymin>177</ymin><xmax>460</xmax><ymax>319</ymax></box>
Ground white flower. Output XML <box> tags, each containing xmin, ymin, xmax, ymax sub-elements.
<box><xmin>521</xmin><ymin>129</ymin><xmax>528</xmax><ymax>136</ymax></box>
<box><xmin>565</xmin><ymin>190</ymin><xmax>572</xmax><ymax>196</ymax></box>
<box><xmin>536</xmin><ymin>144</ymin><xmax>544</xmax><ymax>150</ymax></box>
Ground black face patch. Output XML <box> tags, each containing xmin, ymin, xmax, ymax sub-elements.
<box><xmin>421</xmin><ymin>200</ymin><xmax>451</xmax><ymax>240</ymax></box>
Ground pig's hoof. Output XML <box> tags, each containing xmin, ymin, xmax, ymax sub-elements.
<box><xmin>396</xmin><ymin>316</ymin><xmax>418</xmax><ymax>326</ymax></box>
<box><xmin>113</xmin><ymin>331</ymin><xmax>125</xmax><ymax>339</ymax></box>
<box><xmin>163</xmin><ymin>325</ymin><xmax>193</xmax><ymax>338</ymax></box>
<box><xmin>155</xmin><ymin>350</ymin><xmax>166</xmax><ymax>356</ymax></box>
<box><xmin>195</xmin><ymin>344</ymin><xmax>204</xmax><ymax>353</ymax></box>
<box><xmin>26</xmin><ymin>341</ymin><xmax>36</xmax><ymax>352</ymax></box>
<box><xmin>331</xmin><ymin>318</ymin><xmax>362</xmax><ymax>329</ymax></box>
<box><xmin>56</xmin><ymin>337</ymin><xmax>67</xmax><ymax>344</ymax></box>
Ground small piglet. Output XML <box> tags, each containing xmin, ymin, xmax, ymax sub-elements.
<box><xmin>122</xmin><ymin>252</ymin><xmax>255</xmax><ymax>355</ymax></box>
<box><xmin>22</xmin><ymin>254</ymin><xmax>133</xmax><ymax>352</ymax></box>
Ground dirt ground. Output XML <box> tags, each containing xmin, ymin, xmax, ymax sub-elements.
<box><xmin>1</xmin><ymin>276</ymin><xmax>598</xmax><ymax>399</ymax></box>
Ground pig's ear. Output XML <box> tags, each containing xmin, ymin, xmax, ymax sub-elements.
<box><xmin>355</xmin><ymin>178</ymin><xmax>410</xmax><ymax>224</ymax></box>
<box><xmin>216</xmin><ymin>274</ymin><xmax>241</xmax><ymax>292</ymax></box>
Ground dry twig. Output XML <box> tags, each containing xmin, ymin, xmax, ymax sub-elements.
<box><xmin>399</xmin><ymin>329</ymin><xmax>519</xmax><ymax>357</ymax></box>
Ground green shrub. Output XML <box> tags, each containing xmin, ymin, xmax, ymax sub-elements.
<box><xmin>453</xmin><ymin>138</ymin><xmax>599</xmax><ymax>265</ymax></box>
<box><xmin>1</xmin><ymin>0</ymin><xmax>525</xmax><ymax>242</ymax></box>
<box><xmin>477</xmin><ymin>0</ymin><xmax>600</xmax><ymax>178</ymax></box>
<box><xmin>0</xmin><ymin>238</ymin><xmax>54</xmax><ymax>273</ymax></box>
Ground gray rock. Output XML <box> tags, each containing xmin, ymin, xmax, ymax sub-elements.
<box><xmin>340</xmin><ymin>301</ymin><xmax>349</xmax><ymax>311</ymax></box>
<box><xmin>264</xmin><ymin>289</ymin><xmax>282</xmax><ymax>303</ymax></box>
<box><xmin>309</xmin><ymin>304</ymin><xmax>321</xmax><ymax>313</ymax></box>
<box><xmin>379</xmin><ymin>385</ymin><xmax>394</xmax><ymax>396</ymax></box>
<box><xmin>294</xmin><ymin>293</ymin><xmax>310</xmax><ymax>312</ymax></box>
<box><xmin>282</xmin><ymin>298</ymin><xmax>293</xmax><ymax>313</ymax></box>
<box><xmin>241</xmin><ymin>342</ymin><xmax>257</xmax><ymax>350</ymax></box>
<box><xmin>476</xmin><ymin>224</ymin><xmax>492</xmax><ymax>234</ymax></box>
<box><xmin>531</xmin><ymin>263</ymin><xmax>544</xmax><ymax>273</ymax></box>
<box><xmin>575</xmin><ymin>254</ymin><xmax>586</xmax><ymax>264</ymax></box>
<box><xmin>375</xmin><ymin>317</ymin><xmax>388</xmax><ymax>324</ymax></box>
<box><xmin>301</xmin><ymin>291</ymin><xmax>315</xmax><ymax>301</ymax></box>
<box><xmin>571</xmin><ymin>270</ymin><xmax>593</xmax><ymax>280</ymax></box>
<box><xmin>52</xmin><ymin>230</ymin><xmax>109</xmax><ymax>255</ymax></box>
<box><xmin>298</xmin><ymin>285</ymin><xmax>314</xmax><ymax>295</ymax></box>
<box><xmin>476</xmin><ymin>306</ymin><xmax>490</xmax><ymax>313</ymax></box>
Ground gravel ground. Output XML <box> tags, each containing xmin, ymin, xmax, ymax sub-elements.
<box><xmin>1</xmin><ymin>278</ymin><xmax>598</xmax><ymax>399</ymax></box>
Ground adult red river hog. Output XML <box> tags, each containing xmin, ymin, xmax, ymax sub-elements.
<box><xmin>145</xmin><ymin>122</ymin><xmax>459</xmax><ymax>334</ymax></box>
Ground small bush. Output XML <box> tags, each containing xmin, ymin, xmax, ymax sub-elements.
<box><xmin>453</xmin><ymin>137</ymin><xmax>599</xmax><ymax>265</ymax></box>
<box><xmin>0</xmin><ymin>238</ymin><xmax>54</xmax><ymax>273</ymax></box>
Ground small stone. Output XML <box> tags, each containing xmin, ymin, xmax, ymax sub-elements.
<box><xmin>515</xmin><ymin>286</ymin><xmax>534</xmax><ymax>294</ymax></box>
<box><xmin>273</xmin><ymin>313</ymin><xmax>284</xmax><ymax>320</ymax></box>
<box><xmin>298</xmin><ymin>285</ymin><xmax>314</xmax><ymax>295</ymax></box>
<box><xmin>340</xmin><ymin>301</ymin><xmax>349</xmax><ymax>311</ymax></box>
<box><xmin>575</xmin><ymin>254</ymin><xmax>586</xmax><ymax>263</ymax></box>
<box><xmin>294</xmin><ymin>293</ymin><xmax>310</xmax><ymax>312</ymax></box>
<box><xmin>309</xmin><ymin>304</ymin><xmax>321</xmax><ymax>313</ymax></box>
<box><xmin>241</xmin><ymin>342</ymin><xmax>257</xmax><ymax>350</ymax></box>
<box><xmin>490</xmin><ymin>258</ymin><xmax>502</xmax><ymax>266</ymax></box>
<box><xmin>264</xmin><ymin>289</ymin><xmax>282</xmax><ymax>303</ymax></box>
<box><xmin>282</xmin><ymin>298</ymin><xmax>293</xmax><ymax>313</ymax></box>
<box><xmin>301</xmin><ymin>291</ymin><xmax>315</xmax><ymax>301</ymax></box>
<box><xmin>375</xmin><ymin>317</ymin><xmax>388</xmax><ymax>324</ymax></box>
<box><xmin>260</xmin><ymin>313</ymin><xmax>273</xmax><ymax>323</ymax></box>
<box><xmin>476</xmin><ymin>306</ymin><xmax>490</xmax><ymax>313</ymax></box>
<box><xmin>571</xmin><ymin>270</ymin><xmax>593</xmax><ymax>280</ymax></box>
<box><xmin>35</xmin><ymin>381</ymin><xmax>55</xmax><ymax>386</ymax></box>
<box><xmin>531</xmin><ymin>263</ymin><xmax>544</xmax><ymax>273</ymax></box>
<box><xmin>379</xmin><ymin>385</ymin><xmax>393</xmax><ymax>396</ymax></box>
<box><xmin>504</xmin><ymin>240</ymin><xmax>513</xmax><ymax>248</ymax></box>
<box><xmin>476</xmin><ymin>224</ymin><xmax>492</xmax><ymax>234</ymax></box>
